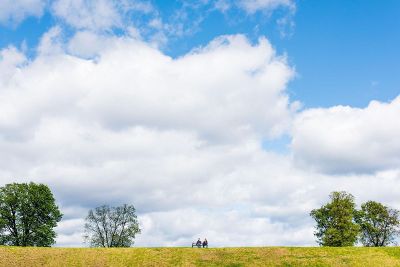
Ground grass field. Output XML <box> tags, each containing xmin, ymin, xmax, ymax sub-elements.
<box><xmin>2</xmin><ymin>246</ymin><xmax>400</xmax><ymax>266</ymax></box>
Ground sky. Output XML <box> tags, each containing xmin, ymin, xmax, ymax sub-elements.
<box><xmin>0</xmin><ymin>0</ymin><xmax>399</xmax><ymax>247</ymax></box>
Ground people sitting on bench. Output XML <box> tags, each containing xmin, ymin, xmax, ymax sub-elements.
<box><xmin>202</xmin><ymin>238</ymin><xmax>208</xmax><ymax>248</ymax></box>
<box><xmin>192</xmin><ymin>238</ymin><xmax>202</xmax><ymax>248</ymax></box>
<box><xmin>192</xmin><ymin>238</ymin><xmax>208</xmax><ymax>248</ymax></box>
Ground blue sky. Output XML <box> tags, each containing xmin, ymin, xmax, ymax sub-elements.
<box><xmin>1</xmin><ymin>0</ymin><xmax>400</xmax><ymax>247</ymax></box>
<box><xmin>2</xmin><ymin>0</ymin><xmax>399</xmax><ymax>108</ymax></box>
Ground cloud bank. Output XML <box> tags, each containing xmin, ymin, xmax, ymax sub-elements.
<box><xmin>292</xmin><ymin>97</ymin><xmax>400</xmax><ymax>174</ymax></box>
<box><xmin>0</xmin><ymin>31</ymin><xmax>308</xmax><ymax>246</ymax></box>
<box><xmin>1</xmin><ymin>0</ymin><xmax>400</xmax><ymax>248</ymax></box>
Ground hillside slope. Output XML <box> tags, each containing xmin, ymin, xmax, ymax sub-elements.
<box><xmin>1</xmin><ymin>247</ymin><xmax>400</xmax><ymax>266</ymax></box>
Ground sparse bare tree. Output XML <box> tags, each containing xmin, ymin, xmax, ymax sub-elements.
<box><xmin>84</xmin><ymin>204</ymin><xmax>141</xmax><ymax>247</ymax></box>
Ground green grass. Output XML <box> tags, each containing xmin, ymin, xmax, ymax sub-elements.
<box><xmin>2</xmin><ymin>246</ymin><xmax>400</xmax><ymax>266</ymax></box>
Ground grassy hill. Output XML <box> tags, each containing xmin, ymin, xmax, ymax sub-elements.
<box><xmin>2</xmin><ymin>246</ymin><xmax>400</xmax><ymax>266</ymax></box>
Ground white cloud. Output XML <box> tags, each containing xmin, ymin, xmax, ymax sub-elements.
<box><xmin>0</xmin><ymin>46</ymin><xmax>27</xmax><ymax>85</ymax></box>
<box><xmin>238</xmin><ymin>0</ymin><xmax>295</xmax><ymax>14</ymax></box>
<box><xmin>0</xmin><ymin>31</ymin><xmax>300</xmax><ymax>246</ymax></box>
<box><xmin>292</xmin><ymin>97</ymin><xmax>400</xmax><ymax>174</ymax></box>
<box><xmin>65</xmin><ymin>33</ymin><xmax>294</xmax><ymax>141</ymax></box>
<box><xmin>51</xmin><ymin>0</ymin><xmax>123</xmax><ymax>31</ymax></box>
<box><xmin>51</xmin><ymin>0</ymin><xmax>154</xmax><ymax>31</ymax></box>
<box><xmin>0</xmin><ymin>0</ymin><xmax>46</xmax><ymax>25</ymax></box>
<box><xmin>214</xmin><ymin>0</ymin><xmax>231</xmax><ymax>13</ymax></box>
<box><xmin>48</xmin><ymin>0</ymin><xmax>296</xmax><ymax>46</ymax></box>
<box><xmin>135</xmin><ymin>208</ymin><xmax>315</xmax><ymax>247</ymax></box>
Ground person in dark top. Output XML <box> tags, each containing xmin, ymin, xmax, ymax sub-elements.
<box><xmin>196</xmin><ymin>238</ymin><xmax>202</xmax><ymax>247</ymax></box>
<box><xmin>202</xmin><ymin>238</ymin><xmax>208</xmax><ymax>248</ymax></box>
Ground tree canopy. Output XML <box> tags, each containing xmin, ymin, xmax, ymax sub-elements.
<box><xmin>0</xmin><ymin>182</ymin><xmax>62</xmax><ymax>246</ymax></box>
<box><xmin>310</xmin><ymin>191</ymin><xmax>360</xmax><ymax>247</ymax></box>
<box><xmin>355</xmin><ymin>201</ymin><xmax>400</xmax><ymax>247</ymax></box>
<box><xmin>84</xmin><ymin>204</ymin><xmax>141</xmax><ymax>247</ymax></box>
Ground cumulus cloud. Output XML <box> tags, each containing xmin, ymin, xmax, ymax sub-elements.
<box><xmin>0</xmin><ymin>0</ymin><xmax>47</xmax><ymax>25</ymax></box>
<box><xmin>0</xmin><ymin>31</ymin><xmax>304</xmax><ymax>246</ymax></box>
<box><xmin>292</xmin><ymin>97</ymin><xmax>400</xmax><ymax>174</ymax></box>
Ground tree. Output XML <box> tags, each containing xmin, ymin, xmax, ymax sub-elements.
<box><xmin>0</xmin><ymin>182</ymin><xmax>62</xmax><ymax>246</ymax></box>
<box><xmin>310</xmin><ymin>191</ymin><xmax>360</xmax><ymax>246</ymax></box>
<box><xmin>84</xmin><ymin>204</ymin><xmax>141</xmax><ymax>247</ymax></box>
<box><xmin>355</xmin><ymin>201</ymin><xmax>400</xmax><ymax>247</ymax></box>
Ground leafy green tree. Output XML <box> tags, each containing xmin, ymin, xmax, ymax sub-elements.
<box><xmin>84</xmin><ymin>204</ymin><xmax>141</xmax><ymax>247</ymax></box>
<box><xmin>355</xmin><ymin>201</ymin><xmax>400</xmax><ymax>246</ymax></box>
<box><xmin>0</xmin><ymin>182</ymin><xmax>62</xmax><ymax>246</ymax></box>
<box><xmin>310</xmin><ymin>191</ymin><xmax>360</xmax><ymax>246</ymax></box>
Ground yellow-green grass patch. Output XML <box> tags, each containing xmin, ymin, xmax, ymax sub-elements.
<box><xmin>1</xmin><ymin>246</ymin><xmax>400</xmax><ymax>266</ymax></box>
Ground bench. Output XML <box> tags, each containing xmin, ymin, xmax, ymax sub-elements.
<box><xmin>192</xmin><ymin>242</ymin><xmax>202</xmax><ymax>248</ymax></box>
<box><xmin>192</xmin><ymin>242</ymin><xmax>208</xmax><ymax>248</ymax></box>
